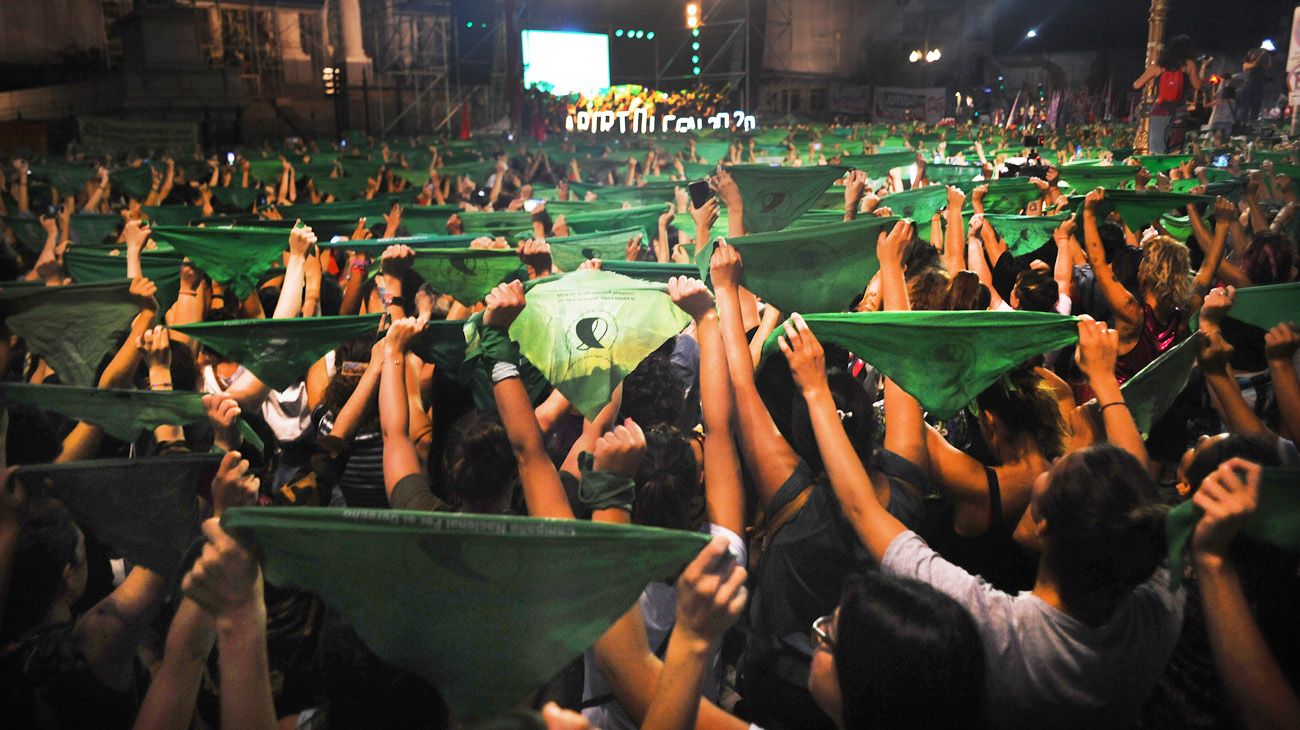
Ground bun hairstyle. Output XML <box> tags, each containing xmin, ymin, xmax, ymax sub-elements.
<box><xmin>1036</xmin><ymin>445</ymin><xmax>1169</xmax><ymax>626</ymax></box>
<box><xmin>942</xmin><ymin>270</ymin><xmax>991</xmax><ymax>311</ymax></box>
<box><xmin>632</xmin><ymin>425</ymin><xmax>705</xmax><ymax>533</ymax></box>
<box><xmin>443</xmin><ymin>410</ymin><xmax>518</xmax><ymax>512</ymax></box>
<box><xmin>975</xmin><ymin>364</ymin><xmax>1066</xmax><ymax>461</ymax></box>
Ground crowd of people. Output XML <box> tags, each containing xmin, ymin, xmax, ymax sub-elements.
<box><xmin>0</xmin><ymin>70</ymin><xmax>1297</xmax><ymax>730</ymax></box>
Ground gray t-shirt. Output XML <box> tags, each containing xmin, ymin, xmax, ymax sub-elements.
<box><xmin>882</xmin><ymin>530</ymin><xmax>1185</xmax><ymax>729</ymax></box>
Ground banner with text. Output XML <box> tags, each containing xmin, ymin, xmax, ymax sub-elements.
<box><xmin>77</xmin><ymin>116</ymin><xmax>199</xmax><ymax>153</ymax></box>
<box><xmin>829</xmin><ymin>83</ymin><xmax>871</xmax><ymax>116</ymax></box>
<box><xmin>871</xmin><ymin>87</ymin><xmax>946</xmax><ymax>124</ymax></box>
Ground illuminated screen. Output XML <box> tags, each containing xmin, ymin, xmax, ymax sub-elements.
<box><xmin>521</xmin><ymin>30</ymin><xmax>610</xmax><ymax>96</ymax></box>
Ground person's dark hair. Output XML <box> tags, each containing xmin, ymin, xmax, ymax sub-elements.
<box><xmin>942</xmin><ymin>270</ymin><xmax>991</xmax><ymax>311</ymax></box>
<box><xmin>619</xmin><ymin>342</ymin><xmax>688</xmax><ymax>430</ymax></box>
<box><xmin>908</xmin><ymin>268</ymin><xmax>950</xmax><ymax>312</ymax></box>
<box><xmin>1242</xmin><ymin>231</ymin><xmax>1296</xmax><ymax>286</ymax></box>
<box><xmin>835</xmin><ymin>572</ymin><xmax>986</xmax><ymax>728</ymax></box>
<box><xmin>1035</xmin><ymin>444</ymin><xmax>1168</xmax><ymax>626</ymax></box>
<box><xmin>1098</xmin><ymin>220</ymin><xmax>1142</xmax><ymax>294</ymax></box>
<box><xmin>443</xmin><ymin>410</ymin><xmax>517</xmax><ymax>513</ymax></box>
<box><xmin>1159</xmin><ymin>35</ymin><xmax>1195</xmax><ymax>69</ymax></box>
<box><xmin>632</xmin><ymin>425</ymin><xmax>705</xmax><ymax>532</ymax></box>
<box><xmin>257</xmin><ymin>284</ymin><xmax>281</xmax><ymax>317</ymax></box>
<box><xmin>1183</xmin><ymin>433</ymin><xmax>1281</xmax><ymax>491</ymax></box>
<box><xmin>322</xmin><ymin>336</ymin><xmax>378</xmax><ymax>417</ymax></box>
<box><xmin>4</xmin><ymin>403</ymin><xmax>63</xmax><ymax>465</ymax></box>
<box><xmin>976</xmin><ymin>364</ymin><xmax>1066</xmax><ymax>460</ymax></box>
<box><xmin>1013</xmin><ymin>268</ymin><xmax>1058</xmax><ymax>312</ymax></box>
<box><xmin>903</xmin><ymin>237</ymin><xmax>941</xmax><ymax>277</ymax></box>
<box><xmin>1</xmin><ymin>497</ymin><xmax>80</xmax><ymax>642</ymax></box>
<box><xmin>319</xmin><ymin>274</ymin><xmax>344</xmax><ymax>317</ymax></box>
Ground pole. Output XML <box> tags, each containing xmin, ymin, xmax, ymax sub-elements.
<box><xmin>1134</xmin><ymin>0</ymin><xmax>1168</xmax><ymax>154</ymax></box>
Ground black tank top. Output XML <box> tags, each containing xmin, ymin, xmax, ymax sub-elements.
<box><xmin>916</xmin><ymin>466</ymin><xmax>1038</xmax><ymax>593</ymax></box>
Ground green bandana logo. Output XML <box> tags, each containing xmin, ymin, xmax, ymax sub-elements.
<box><xmin>760</xmin><ymin>192</ymin><xmax>788</xmax><ymax>213</ymax></box>
<box><xmin>574</xmin><ymin>315</ymin><xmax>613</xmax><ymax>350</ymax></box>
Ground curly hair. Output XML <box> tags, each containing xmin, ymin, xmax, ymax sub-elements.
<box><xmin>1138</xmin><ymin>235</ymin><xmax>1194</xmax><ymax>312</ymax></box>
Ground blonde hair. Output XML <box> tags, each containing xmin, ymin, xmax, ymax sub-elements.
<box><xmin>1138</xmin><ymin>235</ymin><xmax>1194</xmax><ymax>312</ymax></box>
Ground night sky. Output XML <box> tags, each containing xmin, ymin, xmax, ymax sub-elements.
<box><xmin>988</xmin><ymin>0</ymin><xmax>1295</xmax><ymax>55</ymax></box>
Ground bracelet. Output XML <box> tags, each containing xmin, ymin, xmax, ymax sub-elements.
<box><xmin>179</xmin><ymin>289</ymin><xmax>198</xmax><ymax>296</ymax></box>
<box><xmin>1099</xmin><ymin>401</ymin><xmax>1128</xmax><ymax>413</ymax></box>
<box><xmin>384</xmin><ymin>295</ymin><xmax>406</xmax><ymax>308</ymax></box>
<box><xmin>491</xmin><ymin>361</ymin><xmax>520</xmax><ymax>383</ymax></box>
<box><xmin>150</xmin><ymin>382</ymin><xmax>173</xmax><ymax>390</ymax></box>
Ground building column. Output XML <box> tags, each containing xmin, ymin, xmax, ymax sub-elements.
<box><xmin>207</xmin><ymin>7</ymin><xmax>224</xmax><ymax>63</ymax></box>
<box><xmin>338</xmin><ymin>0</ymin><xmax>370</xmax><ymax>66</ymax></box>
<box><xmin>280</xmin><ymin>11</ymin><xmax>313</xmax><ymax>86</ymax></box>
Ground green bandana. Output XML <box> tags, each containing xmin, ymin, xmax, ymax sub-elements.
<box><xmin>508</xmin><ymin>269</ymin><xmax>691</xmax><ymax>418</ymax></box>
<box><xmin>142</xmin><ymin>205</ymin><xmax>203</xmax><ymax>227</ymax></box>
<box><xmin>924</xmin><ymin>163</ymin><xmax>980</xmax><ymax>185</ymax></box>
<box><xmin>0</xmin><ymin>280</ymin><xmax>140</xmax><ymax>386</ymax></box>
<box><xmin>208</xmin><ymin>186</ymin><xmax>260</xmax><ymax>211</ymax></box>
<box><xmin>576</xmin><ymin>452</ymin><xmax>637</xmax><ymax>512</ymax></box>
<box><xmin>401</xmin><ymin>205</ymin><xmax>462</xmax><ymax>236</ymax></box>
<box><xmin>221</xmin><ymin>507</ymin><xmax>708</xmax><ymax>720</ymax></box>
<box><xmin>459</xmin><ymin>211</ymin><xmax>534</xmax><ymax>236</ymax></box>
<box><xmin>954</xmin><ymin>178</ymin><xmax>1042</xmax><ymax>215</ymax></box>
<box><xmin>598</xmin><ymin>261</ymin><xmax>699</xmax><ymax>284</ymax></box>
<box><xmin>407</xmin><ymin>248</ymin><xmax>524</xmax><ymax>305</ymax></box>
<box><xmin>840</xmin><ymin>151</ymin><xmax>918</xmax><ymax>177</ymax></box>
<box><xmin>1134</xmin><ymin>154</ymin><xmax>1193</xmax><ymax>174</ymax></box>
<box><xmin>1118</xmin><ymin>334</ymin><xmax>1200</xmax><ymax>437</ymax></box>
<box><xmin>14</xmin><ymin>454</ymin><xmax>220</xmax><ymax>574</ymax></box>
<box><xmin>704</xmin><ymin>217</ymin><xmax>896</xmax><ymax>314</ymax></box>
<box><xmin>726</xmin><ymin>164</ymin><xmax>848</xmax><ymax>233</ymax></box>
<box><xmin>409</xmin><ymin>319</ymin><xmax>472</xmax><ymax>383</ymax></box>
<box><xmin>1226</xmin><ymin>282</ymin><xmax>1300</xmax><ymax>332</ymax></box>
<box><xmin>173</xmin><ymin>314</ymin><xmax>383</xmax><ymax>390</ymax></box>
<box><xmin>111</xmin><ymin>165</ymin><xmax>156</xmax><ymax>200</ymax></box>
<box><xmin>63</xmin><ymin>249</ymin><xmax>184</xmax><ymax>314</ymax></box>
<box><xmin>878</xmin><ymin>185</ymin><xmax>949</xmax><ymax>222</ymax></box>
<box><xmin>310</xmin><ymin>176</ymin><xmax>370</xmax><ymax>200</ymax></box>
<box><xmin>547</xmin><ymin>227</ymin><xmax>647</xmax><ymax>271</ymax></box>
<box><xmin>1067</xmin><ymin>190</ymin><xmax>1215</xmax><ymax>229</ymax></box>
<box><xmin>151</xmin><ymin>225</ymin><xmax>288</xmax><ymax>298</ymax></box>
<box><xmin>1056</xmin><ymin>165</ymin><xmax>1138</xmax><ymax>190</ymax></box>
<box><xmin>1166</xmin><ymin>468</ymin><xmax>1300</xmax><ymax>589</ymax></box>
<box><xmin>0</xmin><ymin>382</ymin><xmax>263</xmax><ymax>451</ymax></box>
<box><xmin>561</xmin><ymin>204</ymin><xmax>671</xmax><ymax>237</ymax></box>
<box><xmin>980</xmin><ymin>214</ymin><xmax>1070</xmax><ymax>257</ymax></box>
<box><xmin>69</xmin><ymin>213</ymin><xmax>122</xmax><ymax>245</ymax></box>
<box><xmin>761</xmin><ymin>311</ymin><xmax>1079</xmax><ymax>419</ymax></box>
<box><xmin>3</xmin><ymin>215</ymin><xmax>47</xmax><ymax>248</ymax></box>
<box><xmin>318</xmin><ymin>234</ymin><xmax>481</xmax><ymax>253</ymax></box>
<box><xmin>568</xmin><ymin>181</ymin><xmax>680</xmax><ymax>207</ymax></box>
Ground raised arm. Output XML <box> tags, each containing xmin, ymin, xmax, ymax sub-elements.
<box><xmin>484</xmin><ymin>280</ymin><xmax>574</xmax><ymax>519</ymax></box>
<box><xmin>182</xmin><ymin>519</ymin><xmax>277</xmax><ymax>730</ymax></box>
<box><xmin>877</xmin><ymin>221</ymin><xmax>930</xmax><ymax>472</ymax></box>
<box><xmin>943</xmin><ymin>186</ymin><xmax>967</xmax><ymax>274</ymax></box>
<box><xmin>1080</xmin><ymin>188</ymin><xmax>1142</xmax><ymax>331</ymax></box>
<box><xmin>1190</xmin><ymin>198</ymin><xmax>1232</xmax><ymax>301</ymax></box>
<box><xmin>380</xmin><ymin>317</ymin><xmax>426</xmax><ymax>499</ymax></box>
<box><xmin>1191</xmin><ymin>459</ymin><xmax>1300</xmax><ymax>730</ymax></box>
<box><xmin>1265</xmin><ymin>324</ymin><xmax>1300</xmax><ymax>444</ymax></box>
<box><xmin>642</xmin><ymin>539</ymin><xmax>749</xmax><ymax>730</ymax></box>
<box><xmin>1074</xmin><ymin>316</ymin><xmax>1150</xmax><ymax>468</ymax></box>
<box><xmin>710</xmin><ymin>243</ymin><xmax>801</xmax><ymax>510</ymax></box>
<box><xmin>670</xmin><ymin>276</ymin><xmax>745</xmax><ymax>536</ymax></box>
<box><xmin>777</xmin><ymin>315</ymin><xmax>903</xmax><ymax>561</ymax></box>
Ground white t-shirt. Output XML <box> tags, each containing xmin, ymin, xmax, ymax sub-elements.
<box><xmin>582</xmin><ymin>524</ymin><xmax>747</xmax><ymax>730</ymax></box>
<box><xmin>882</xmin><ymin>530</ymin><xmax>1184</xmax><ymax>729</ymax></box>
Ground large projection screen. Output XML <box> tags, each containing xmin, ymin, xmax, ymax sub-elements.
<box><xmin>521</xmin><ymin>30</ymin><xmax>610</xmax><ymax>96</ymax></box>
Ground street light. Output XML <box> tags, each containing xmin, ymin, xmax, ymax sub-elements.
<box><xmin>1026</xmin><ymin>29</ymin><xmax>1038</xmax><ymax>39</ymax></box>
<box><xmin>909</xmin><ymin>50</ymin><xmax>922</xmax><ymax>63</ymax></box>
<box><xmin>686</xmin><ymin>3</ymin><xmax>699</xmax><ymax>29</ymax></box>
<box><xmin>1262</xmin><ymin>38</ymin><xmax>1277</xmax><ymax>52</ymax></box>
<box><xmin>926</xmin><ymin>48</ymin><xmax>942</xmax><ymax>62</ymax></box>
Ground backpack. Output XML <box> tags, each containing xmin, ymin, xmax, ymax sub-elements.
<box><xmin>1156</xmin><ymin>69</ymin><xmax>1186</xmax><ymax>105</ymax></box>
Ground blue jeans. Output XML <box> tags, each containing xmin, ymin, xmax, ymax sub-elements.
<box><xmin>1148</xmin><ymin>114</ymin><xmax>1171</xmax><ymax>154</ymax></box>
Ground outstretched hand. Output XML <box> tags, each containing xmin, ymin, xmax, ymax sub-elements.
<box><xmin>777</xmin><ymin>313</ymin><xmax>827</xmax><ymax>395</ymax></box>
<box><xmin>483</xmin><ymin>279</ymin><xmax>526</xmax><ymax>329</ymax></box>
<box><xmin>668</xmin><ymin>276</ymin><xmax>714</xmax><ymax>320</ymax></box>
